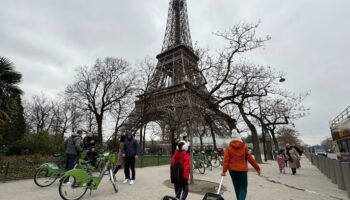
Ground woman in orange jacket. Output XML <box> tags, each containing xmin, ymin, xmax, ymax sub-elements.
<box><xmin>221</xmin><ymin>130</ymin><xmax>261</xmax><ymax>200</ymax></box>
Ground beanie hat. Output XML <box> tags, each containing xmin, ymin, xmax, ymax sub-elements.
<box><xmin>231</xmin><ymin>129</ymin><xmax>243</xmax><ymax>142</ymax></box>
<box><xmin>176</xmin><ymin>140</ymin><xmax>189</xmax><ymax>152</ymax></box>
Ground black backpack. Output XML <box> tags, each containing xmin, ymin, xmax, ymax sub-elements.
<box><xmin>171</xmin><ymin>161</ymin><xmax>184</xmax><ymax>185</ymax></box>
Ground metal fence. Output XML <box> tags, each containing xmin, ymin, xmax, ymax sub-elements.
<box><xmin>305</xmin><ymin>153</ymin><xmax>350</xmax><ymax>198</ymax></box>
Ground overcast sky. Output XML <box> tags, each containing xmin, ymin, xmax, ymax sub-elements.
<box><xmin>1</xmin><ymin>0</ymin><xmax>349</xmax><ymax>145</ymax></box>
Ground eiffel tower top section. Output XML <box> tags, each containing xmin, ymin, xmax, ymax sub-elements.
<box><xmin>161</xmin><ymin>0</ymin><xmax>193</xmax><ymax>53</ymax></box>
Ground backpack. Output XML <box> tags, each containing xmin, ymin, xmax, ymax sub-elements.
<box><xmin>171</xmin><ymin>161</ymin><xmax>184</xmax><ymax>185</ymax></box>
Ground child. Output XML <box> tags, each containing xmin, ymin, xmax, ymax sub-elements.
<box><xmin>170</xmin><ymin>141</ymin><xmax>190</xmax><ymax>200</ymax></box>
<box><xmin>276</xmin><ymin>149</ymin><xmax>287</xmax><ymax>174</ymax></box>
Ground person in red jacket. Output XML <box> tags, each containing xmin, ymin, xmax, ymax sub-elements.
<box><xmin>221</xmin><ymin>130</ymin><xmax>261</xmax><ymax>200</ymax></box>
<box><xmin>171</xmin><ymin>141</ymin><xmax>190</xmax><ymax>200</ymax></box>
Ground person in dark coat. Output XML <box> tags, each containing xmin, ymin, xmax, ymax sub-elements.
<box><xmin>64</xmin><ymin>130</ymin><xmax>83</xmax><ymax>170</ymax></box>
<box><xmin>83</xmin><ymin>132</ymin><xmax>98</xmax><ymax>166</ymax></box>
<box><xmin>122</xmin><ymin>132</ymin><xmax>139</xmax><ymax>185</ymax></box>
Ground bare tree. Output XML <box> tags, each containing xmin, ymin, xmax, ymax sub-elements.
<box><xmin>24</xmin><ymin>93</ymin><xmax>54</xmax><ymax>133</ymax></box>
<box><xmin>66</xmin><ymin>57</ymin><xmax>136</xmax><ymax>144</ymax></box>
<box><xmin>276</xmin><ymin>126</ymin><xmax>302</xmax><ymax>147</ymax></box>
<box><xmin>197</xmin><ymin>22</ymin><xmax>271</xmax><ymax>163</ymax></box>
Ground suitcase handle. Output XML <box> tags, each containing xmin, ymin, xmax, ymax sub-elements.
<box><xmin>217</xmin><ymin>176</ymin><xmax>224</xmax><ymax>194</ymax></box>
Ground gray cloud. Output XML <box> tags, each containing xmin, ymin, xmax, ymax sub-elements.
<box><xmin>1</xmin><ymin>0</ymin><xmax>349</xmax><ymax>145</ymax></box>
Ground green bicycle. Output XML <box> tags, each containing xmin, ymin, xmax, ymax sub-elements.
<box><xmin>34</xmin><ymin>154</ymin><xmax>65</xmax><ymax>187</ymax></box>
<box><xmin>34</xmin><ymin>152</ymin><xmax>91</xmax><ymax>187</ymax></box>
<box><xmin>58</xmin><ymin>151</ymin><xmax>118</xmax><ymax>200</ymax></box>
<box><xmin>193</xmin><ymin>157</ymin><xmax>206</xmax><ymax>174</ymax></box>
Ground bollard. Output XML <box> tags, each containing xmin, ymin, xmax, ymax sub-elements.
<box><xmin>320</xmin><ymin>156</ymin><xmax>325</xmax><ymax>175</ymax></box>
<box><xmin>335</xmin><ymin>160</ymin><xmax>346</xmax><ymax>190</ymax></box>
<box><xmin>325</xmin><ymin>157</ymin><xmax>331</xmax><ymax>179</ymax></box>
<box><xmin>341</xmin><ymin>162</ymin><xmax>350</xmax><ymax>198</ymax></box>
<box><xmin>330</xmin><ymin>159</ymin><xmax>337</xmax><ymax>184</ymax></box>
<box><xmin>315</xmin><ymin>156</ymin><xmax>320</xmax><ymax>169</ymax></box>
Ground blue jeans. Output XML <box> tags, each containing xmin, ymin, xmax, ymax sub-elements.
<box><xmin>65</xmin><ymin>154</ymin><xmax>77</xmax><ymax>171</ymax></box>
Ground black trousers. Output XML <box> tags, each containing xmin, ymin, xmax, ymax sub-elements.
<box><xmin>175</xmin><ymin>182</ymin><xmax>188</xmax><ymax>200</ymax></box>
<box><xmin>291</xmin><ymin>168</ymin><xmax>297</xmax><ymax>175</ymax></box>
<box><xmin>124</xmin><ymin>157</ymin><xmax>136</xmax><ymax>180</ymax></box>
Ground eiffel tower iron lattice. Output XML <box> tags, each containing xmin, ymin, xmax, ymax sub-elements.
<box><xmin>118</xmin><ymin>0</ymin><xmax>236</xmax><ymax>147</ymax></box>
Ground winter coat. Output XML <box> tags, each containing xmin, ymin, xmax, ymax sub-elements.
<box><xmin>277</xmin><ymin>154</ymin><xmax>287</xmax><ymax>167</ymax></box>
<box><xmin>171</xmin><ymin>150</ymin><xmax>190</xmax><ymax>180</ymax></box>
<box><xmin>222</xmin><ymin>140</ymin><xmax>260</xmax><ymax>173</ymax></box>
<box><xmin>83</xmin><ymin>136</ymin><xmax>97</xmax><ymax>150</ymax></box>
<box><xmin>116</xmin><ymin>142</ymin><xmax>125</xmax><ymax>166</ymax></box>
<box><xmin>64</xmin><ymin>134</ymin><xmax>83</xmax><ymax>155</ymax></box>
<box><xmin>123</xmin><ymin>138</ymin><xmax>139</xmax><ymax>158</ymax></box>
<box><xmin>287</xmin><ymin>147</ymin><xmax>301</xmax><ymax>169</ymax></box>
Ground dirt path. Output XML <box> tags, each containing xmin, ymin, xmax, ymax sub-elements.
<box><xmin>0</xmin><ymin>156</ymin><xmax>348</xmax><ymax>200</ymax></box>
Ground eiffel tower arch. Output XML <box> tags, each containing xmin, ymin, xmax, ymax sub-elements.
<box><xmin>120</xmin><ymin>0</ymin><xmax>236</xmax><ymax>150</ymax></box>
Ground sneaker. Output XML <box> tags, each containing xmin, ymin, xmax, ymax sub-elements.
<box><xmin>122</xmin><ymin>179</ymin><xmax>129</xmax><ymax>184</ymax></box>
<box><xmin>62</xmin><ymin>181</ymin><xmax>71</xmax><ymax>186</ymax></box>
<box><xmin>129</xmin><ymin>180</ymin><xmax>135</xmax><ymax>185</ymax></box>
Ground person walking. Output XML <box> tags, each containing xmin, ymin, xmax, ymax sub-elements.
<box><xmin>123</xmin><ymin>132</ymin><xmax>139</xmax><ymax>185</ymax></box>
<box><xmin>286</xmin><ymin>144</ymin><xmax>301</xmax><ymax>175</ymax></box>
<box><xmin>221</xmin><ymin>130</ymin><xmax>261</xmax><ymax>200</ymax></box>
<box><xmin>170</xmin><ymin>141</ymin><xmax>190</xmax><ymax>200</ymax></box>
<box><xmin>114</xmin><ymin>135</ymin><xmax>126</xmax><ymax>177</ymax></box>
<box><xmin>276</xmin><ymin>149</ymin><xmax>287</xmax><ymax>174</ymax></box>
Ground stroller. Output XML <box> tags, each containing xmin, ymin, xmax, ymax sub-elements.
<box><xmin>162</xmin><ymin>176</ymin><xmax>224</xmax><ymax>200</ymax></box>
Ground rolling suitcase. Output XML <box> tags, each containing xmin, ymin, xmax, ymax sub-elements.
<box><xmin>161</xmin><ymin>196</ymin><xmax>178</xmax><ymax>200</ymax></box>
<box><xmin>202</xmin><ymin>176</ymin><xmax>225</xmax><ymax>200</ymax></box>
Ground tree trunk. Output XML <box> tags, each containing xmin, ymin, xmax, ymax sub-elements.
<box><xmin>187</xmin><ymin>124</ymin><xmax>194</xmax><ymax>184</ymax></box>
<box><xmin>238</xmin><ymin>104</ymin><xmax>262</xmax><ymax>163</ymax></box>
<box><xmin>270</xmin><ymin>129</ymin><xmax>279</xmax><ymax>151</ymax></box>
<box><xmin>139</xmin><ymin>125</ymin><xmax>143</xmax><ymax>154</ymax></box>
<box><xmin>261</xmin><ymin>125</ymin><xmax>267</xmax><ymax>162</ymax></box>
<box><xmin>207</xmin><ymin>121</ymin><xmax>217</xmax><ymax>150</ymax></box>
<box><xmin>143</xmin><ymin>124</ymin><xmax>146</xmax><ymax>154</ymax></box>
<box><xmin>96</xmin><ymin>115</ymin><xmax>103</xmax><ymax>145</ymax></box>
<box><xmin>199</xmin><ymin>134</ymin><xmax>203</xmax><ymax>151</ymax></box>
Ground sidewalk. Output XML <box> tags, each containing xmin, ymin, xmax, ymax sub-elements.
<box><xmin>0</xmin><ymin>156</ymin><xmax>348</xmax><ymax>200</ymax></box>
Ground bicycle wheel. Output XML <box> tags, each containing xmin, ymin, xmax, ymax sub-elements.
<box><xmin>59</xmin><ymin>176</ymin><xmax>87</xmax><ymax>200</ymax></box>
<box><xmin>97</xmin><ymin>159</ymin><xmax>109</xmax><ymax>175</ymax></box>
<box><xmin>34</xmin><ymin>167</ymin><xmax>58</xmax><ymax>187</ymax></box>
<box><xmin>109</xmin><ymin>169</ymin><xmax>118</xmax><ymax>192</ymax></box>
<box><xmin>211</xmin><ymin>158</ymin><xmax>221</xmax><ymax>168</ymax></box>
<box><xmin>197</xmin><ymin>162</ymin><xmax>205</xmax><ymax>174</ymax></box>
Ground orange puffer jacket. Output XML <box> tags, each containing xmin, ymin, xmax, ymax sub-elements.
<box><xmin>222</xmin><ymin>140</ymin><xmax>260</xmax><ymax>173</ymax></box>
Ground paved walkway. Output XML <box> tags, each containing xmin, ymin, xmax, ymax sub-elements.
<box><xmin>0</xmin><ymin>156</ymin><xmax>348</xmax><ymax>200</ymax></box>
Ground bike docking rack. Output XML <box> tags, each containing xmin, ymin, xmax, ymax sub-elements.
<box><xmin>305</xmin><ymin>152</ymin><xmax>350</xmax><ymax>198</ymax></box>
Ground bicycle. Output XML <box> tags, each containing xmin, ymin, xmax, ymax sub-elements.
<box><xmin>211</xmin><ymin>151</ymin><xmax>223</xmax><ymax>168</ymax></box>
<box><xmin>33</xmin><ymin>154</ymin><xmax>65</xmax><ymax>187</ymax></box>
<box><xmin>58</xmin><ymin>151</ymin><xmax>118</xmax><ymax>200</ymax></box>
<box><xmin>34</xmin><ymin>153</ymin><xmax>92</xmax><ymax>187</ymax></box>
<box><xmin>193</xmin><ymin>156</ymin><xmax>205</xmax><ymax>174</ymax></box>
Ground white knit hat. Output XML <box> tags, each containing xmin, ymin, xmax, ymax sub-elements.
<box><xmin>231</xmin><ymin>129</ymin><xmax>243</xmax><ymax>142</ymax></box>
<box><xmin>176</xmin><ymin>140</ymin><xmax>189</xmax><ymax>152</ymax></box>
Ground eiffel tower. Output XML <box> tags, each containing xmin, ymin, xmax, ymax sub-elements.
<box><xmin>121</xmin><ymin>0</ymin><xmax>235</xmax><ymax>146</ymax></box>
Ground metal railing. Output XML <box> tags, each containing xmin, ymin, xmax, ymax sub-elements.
<box><xmin>330</xmin><ymin>106</ymin><xmax>350</xmax><ymax>127</ymax></box>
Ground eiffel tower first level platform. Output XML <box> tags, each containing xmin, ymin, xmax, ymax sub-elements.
<box><xmin>119</xmin><ymin>0</ymin><xmax>235</xmax><ymax>141</ymax></box>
